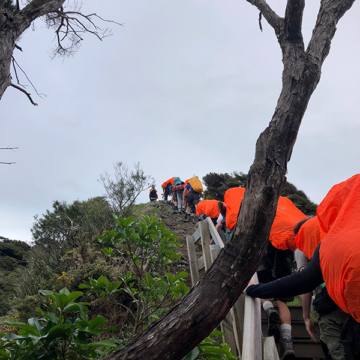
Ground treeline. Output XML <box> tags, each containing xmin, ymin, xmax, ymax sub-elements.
<box><xmin>203</xmin><ymin>171</ymin><xmax>317</xmax><ymax>216</ymax></box>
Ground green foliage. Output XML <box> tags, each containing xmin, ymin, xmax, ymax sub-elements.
<box><xmin>202</xmin><ymin>172</ymin><xmax>247</xmax><ymax>201</ymax></box>
<box><xmin>6</xmin><ymin>197</ymin><xmax>115</xmax><ymax>313</ymax></box>
<box><xmin>79</xmin><ymin>275</ymin><xmax>122</xmax><ymax>299</ymax></box>
<box><xmin>0</xmin><ymin>239</ymin><xmax>30</xmax><ymax>316</ymax></box>
<box><xmin>31</xmin><ymin>197</ymin><xmax>114</xmax><ymax>249</ymax></box>
<box><xmin>281</xmin><ymin>182</ymin><xmax>317</xmax><ymax>216</ymax></box>
<box><xmin>94</xmin><ymin>215</ymin><xmax>188</xmax><ymax>333</ymax></box>
<box><xmin>183</xmin><ymin>331</ymin><xmax>239</xmax><ymax>360</ymax></box>
<box><xmin>0</xmin><ymin>288</ymin><xmax>117</xmax><ymax>360</ymax></box>
<box><xmin>203</xmin><ymin>171</ymin><xmax>317</xmax><ymax>215</ymax></box>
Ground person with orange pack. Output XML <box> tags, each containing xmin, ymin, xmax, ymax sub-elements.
<box><xmin>182</xmin><ymin>177</ymin><xmax>203</xmax><ymax>221</ymax></box>
<box><xmin>196</xmin><ymin>200</ymin><xmax>221</xmax><ymax>223</ymax></box>
<box><xmin>161</xmin><ymin>177</ymin><xmax>175</xmax><ymax>201</ymax></box>
<box><xmin>196</xmin><ymin>199</ymin><xmax>226</xmax><ymax>242</ymax></box>
<box><xmin>258</xmin><ymin>196</ymin><xmax>306</xmax><ymax>360</ymax></box>
<box><xmin>293</xmin><ymin>217</ymin><xmax>345</xmax><ymax>359</ymax></box>
<box><xmin>245</xmin><ymin>174</ymin><xmax>360</xmax><ymax>360</ymax></box>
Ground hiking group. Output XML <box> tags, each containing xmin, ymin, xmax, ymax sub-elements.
<box><xmin>154</xmin><ymin>174</ymin><xmax>360</xmax><ymax>360</ymax></box>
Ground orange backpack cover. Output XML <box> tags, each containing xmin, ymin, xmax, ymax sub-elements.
<box><xmin>318</xmin><ymin>174</ymin><xmax>360</xmax><ymax>321</ymax></box>
<box><xmin>224</xmin><ymin>187</ymin><xmax>246</xmax><ymax>231</ymax></box>
<box><xmin>196</xmin><ymin>200</ymin><xmax>222</xmax><ymax>219</ymax></box>
<box><xmin>188</xmin><ymin>177</ymin><xmax>203</xmax><ymax>193</ymax></box>
<box><xmin>295</xmin><ymin>217</ymin><xmax>326</xmax><ymax>259</ymax></box>
<box><xmin>269</xmin><ymin>197</ymin><xmax>307</xmax><ymax>251</ymax></box>
<box><xmin>161</xmin><ymin>177</ymin><xmax>175</xmax><ymax>189</ymax></box>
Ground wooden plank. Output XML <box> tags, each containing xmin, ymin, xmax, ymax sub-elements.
<box><xmin>263</xmin><ymin>336</ymin><xmax>280</xmax><ymax>360</ymax></box>
<box><xmin>293</xmin><ymin>341</ymin><xmax>325</xmax><ymax>358</ymax></box>
<box><xmin>206</xmin><ymin>217</ymin><xmax>225</xmax><ymax>248</ymax></box>
<box><xmin>232</xmin><ymin>295</ymin><xmax>245</xmax><ymax>355</ymax></box>
<box><xmin>198</xmin><ymin>255</ymin><xmax>204</xmax><ymax>271</ymax></box>
<box><xmin>242</xmin><ymin>273</ymin><xmax>262</xmax><ymax>360</ymax></box>
<box><xmin>186</xmin><ymin>235</ymin><xmax>199</xmax><ymax>286</ymax></box>
<box><xmin>210</xmin><ymin>245</ymin><xmax>220</xmax><ymax>263</ymax></box>
<box><xmin>193</xmin><ymin>225</ymin><xmax>201</xmax><ymax>243</ymax></box>
<box><xmin>220</xmin><ymin>311</ymin><xmax>239</xmax><ymax>357</ymax></box>
<box><xmin>199</xmin><ymin>221</ymin><xmax>212</xmax><ymax>271</ymax></box>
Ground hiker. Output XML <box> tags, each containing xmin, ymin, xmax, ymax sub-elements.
<box><xmin>196</xmin><ymin>200</ymin><xmax>221</xmax><ymax>225</ymax></box>
<box><xmin>171</xmin><ymin>177</ymin><xmax>183</xmax><ymax>213</ymax></box>
<box><xmin>161</xmin><ymin>177</ymin><xmax>175</xmax><ymax>201</ymax></box>
<box><xmin>175</xmin><ymin>182</ymin><xmax>185</xmax><ymax>215</ymax></box>
<box><xmin>259</xmin><ymin>196</ymin><xmax>307</xmax><ymax>360</ymax></box>
<box><xmin>294</xmin><ymin>217</ymin><xmax>347</xmax><ymax>360</ymax></box>
<box><xmin>224</xmin><ymin>186</ymin><xmax>305</xmax><ymax>359</ymax></box>
<box><xmin>223</xmin><ymin>187</ymin><xmax>245</xmax><ymax>233</ymax></box>
<box><xmin>245</xmin><ymin>174</ymin><xmax>360</xmax><ymax>360</ymax></box>
<box><xmin>196</xmin><ymin>200</ymin><xmax>226</xmax><ymax>242</ymax></box>
<box><xmin>183</xmin><ymin>177</ymin><xmax>203</xmax><ymax>221</ymax></box>
<box><xmin>149</xmin><ymin>185</ymin><xmax>158</xmax><ymax>202</ymax></box>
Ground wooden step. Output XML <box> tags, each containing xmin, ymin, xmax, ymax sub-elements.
<box><xmin>261</xmin><ymin>306</ymin><xmax>325</xmax><ymax>359</ymax></box>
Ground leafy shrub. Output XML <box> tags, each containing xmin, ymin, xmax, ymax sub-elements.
<box><xmin>93</xmin><ymin>215</ymin><xmax>189</xmax><ymax>334</ymax></box>
<box><xmin>0</xmin><ymin>288</ymin><xmax>117</xmax><ymax>360</ymax></box>
<box><xmin>183</xmin><ymin>331</ymin><xmax>239</xmax><ymax>360</ymax></box>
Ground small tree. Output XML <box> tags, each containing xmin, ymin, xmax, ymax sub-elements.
<box><xmin>98</xmin><ymin>162</ymin><xmax>154</xmax><ymax>218</ymax></box>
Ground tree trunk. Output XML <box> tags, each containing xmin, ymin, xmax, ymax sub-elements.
<box><xmin>0</xmin><ymin>0</ymin><xmax>65</xmax><ymax>100</ymax></box>
<box><xmin>0</xmin><ymin>28</ymin><xmax>13</xmax><ymax>100</ymax></box>
<box><xmin>103</xmin><ymin>1</ymin><xmax>356</xmax><ymax>359</ymax></box>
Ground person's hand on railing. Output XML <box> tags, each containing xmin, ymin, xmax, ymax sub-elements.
<box><xmin>242</xmin><ymin>281</ymin><xmax>256</xmax><ymax>294</ymax></box>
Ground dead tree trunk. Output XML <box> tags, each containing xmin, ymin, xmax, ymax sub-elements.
<box><xmin>0</xmin><ymin>0</ymin><xmax>65</xmax><ymax>101</ymax></box>
<box><xmin>0</xmin><ymin>0</ymin><xmax>116</xmax><ymax>104</ymax></box>
<box><xmin>103</xmin><ymin>1</ymin><xmax>356</xmax><ymax>359</ymax></box>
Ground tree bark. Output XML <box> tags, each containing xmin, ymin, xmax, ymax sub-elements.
<box><xmin>0</xmin><ymin>0</ymin><xmax>65</xmax><ymax>100</ymax></box>
<box><xmin>103</xmin><ymin>1</ymin><xmax>356</xmax><ymax>359</ymax></box>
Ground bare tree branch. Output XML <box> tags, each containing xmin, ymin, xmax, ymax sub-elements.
<box><xmin>258</xmin><ymin>12</ymin><xmax>263</xmax><ymax>32</ymax></box>
<box><xmin>246</xmin><ymin>0</ymin><xmax>283</xmax><ymax>35</ymax></box>
<box><xmin>11</xmin><ymin>57</ymin><xmax>46</xmax><ymax>98</ymax></box>
<box><xmin>0</xmin><ymin>147</ymin><xmax>19</xmax><ymax>150</ymax></box>
<box><xmin>10</xmin><ymin>83</ymin><xmax>38</xmax><ymax>106</ymax></box>
<box><xmin>0</xmin><ymin>162</ymin><xmax>16</xmax><ymax>165</ymax></box>
<box><xmin>14</xmin><ymin>43</ymin><xmax>22</xmax><ymax>51</ymax></box>
<box><xmin>306</xmin><ymin>0</ymin><xmax>356</xmax><ymax>65</ymax></box>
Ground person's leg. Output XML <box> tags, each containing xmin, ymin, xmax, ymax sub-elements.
<box><xmin>185</xmin><ymin>193</ymin><xmax>193</xmax><ymax>219</ymax></box>
<box><xmin>277</xmin><ymin>300</ymin><xmax>291</xmax><ymax>325</ymax></box>
<box><xmin>177</xmin><ymin>191</ymin><xmax>183</xmax><ymax>213</ymax></box>
<box><xmin>277</xmin><ymin>300</ymin><xmax>295</xmax><ymax>360</ymax></box>
<box><xmin>319</xmin><ymin>309</ymin><xmax>348</xmax><ymax>360</ymax></box>
<box><xmin>257</xmin><ymin>271</ymin><xmax>281</xmax><ymax>341</ymax></box>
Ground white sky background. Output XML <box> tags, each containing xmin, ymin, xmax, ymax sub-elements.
<box><xmin>1</xmin><ymin>0</ymin><xmax>359</xmax><ymax>242</ymax></box>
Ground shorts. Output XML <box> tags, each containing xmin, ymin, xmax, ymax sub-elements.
<box><xmin>187</xmin><ymin>191</ymin><xmax>200</xmax><ymax>206</ymax></box>
<box><xmin>257</xmin><ymin>270</ymin><xmax>294</xmax><ymax>303</ymax></box>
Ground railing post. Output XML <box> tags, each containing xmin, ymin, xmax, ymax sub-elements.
<box><xmin>186</xmin><ymin>235</ymin><xmax>200</xmax><ymax>286</ymax></box>
<box><xmin>242</xmin><ymin>273</ymin><xmax>263</xmax><ymax>360</ymax></box>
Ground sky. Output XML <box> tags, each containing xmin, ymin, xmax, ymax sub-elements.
<box><xmin>1</xmin><ymin>0</ymin><xmax>359</xmax><ymax>243</ymax></box>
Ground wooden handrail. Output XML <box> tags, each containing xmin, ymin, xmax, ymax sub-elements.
<box><xmin>186</xmin><ymin>219</ymin><xmax>279</xmax><ymax>359</ymax></box>
<box><xmin>242</xmin><ymin>273</ymin><xmax>263</xmax><ymax>360</ymax></box>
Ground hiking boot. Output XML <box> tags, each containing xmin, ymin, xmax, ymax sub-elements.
<box><xmin>265</xmin><ymin>307</ymin><xmax>280</xmax><ymax>341</ymax></box>
<box><xmin>278</xmin><ymin>336</ymin><xmax>295</xmax><ymax>360</ymax></box>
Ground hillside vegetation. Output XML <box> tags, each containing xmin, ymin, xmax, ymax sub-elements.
<box><xmin>0</xmin><ymin>170</ymin><xmax>317</xmax><ymax>359</ymax></box>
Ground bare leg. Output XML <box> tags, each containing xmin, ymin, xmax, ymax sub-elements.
<box><xmin>277</xmin><ymin>300</ymin><xmax>291</xmax><ymax>325</ymax></box>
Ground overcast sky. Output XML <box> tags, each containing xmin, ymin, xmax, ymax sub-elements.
<box><xmin>1</xmin><ymin>0</ymin><xmax>359</xmax><ymax>243</ymax></box>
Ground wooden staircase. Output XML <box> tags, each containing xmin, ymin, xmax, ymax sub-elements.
<box><xmin>186</xmin><ymin>217</ymin><xmax>326</xmax><ymax>359</ymax></box>
<box><xmin>261</xmin><ymin>306</ymin><xmax>325</xmax><ymax>359</ymax></box>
